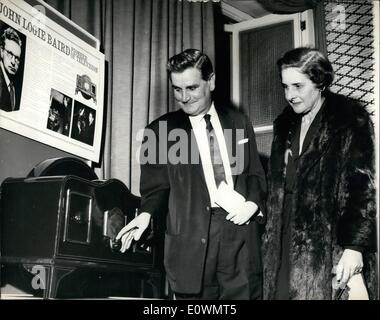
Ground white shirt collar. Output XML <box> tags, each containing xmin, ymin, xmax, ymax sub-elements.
<box><xmin>207</xmin><ymin>103</ymin><xmax>218</xmax><ymax>120</ymax></box>
<box><xmin>302</xmin><ymin>99</ymin><xmax>323</xmax><ymax>125</ymax></box>
<box><xmin>188</xmin><ymin>102</ymin><xmax>217</xmax><ymax>127</ymax></box>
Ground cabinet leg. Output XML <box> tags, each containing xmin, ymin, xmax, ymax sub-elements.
<box><xmin>45</xmin><ymin>266</ymin><xmax>75</xmax><ymax>299</ymax></box>
<box><xmin>145</xmin><ymin>273</ymin><xmax>163</xmax><ymax>298</ymax></box>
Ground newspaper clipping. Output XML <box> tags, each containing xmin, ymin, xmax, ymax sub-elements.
<box><xmin>0</xmin><ymin>0</ymin><xmax>105</xmax><ymax>162</ymax></box>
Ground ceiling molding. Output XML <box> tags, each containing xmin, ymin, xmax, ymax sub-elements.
<box><xmin>221</xmin><ymin>1</ymin><xmax>253</xmax><ymax>23</ymax></box>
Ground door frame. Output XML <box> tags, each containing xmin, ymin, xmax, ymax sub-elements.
<box><xmin>224</xmin><ymin>10</ymin><xmax>315</xmax><ymax>133</ymax></box>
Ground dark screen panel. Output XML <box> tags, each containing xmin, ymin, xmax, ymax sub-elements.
<box><xmin>255</xmin><ymin>131</ymin><xmax>273</xmax><ymax>158</ymax></box>
<box><xmin>240</xmin><ymin>21</ymin><xmax>294</xmax><ymax>126</ymax></box>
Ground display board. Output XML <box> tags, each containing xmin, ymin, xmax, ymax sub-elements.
<box><xmin>0</xmin><ymin>0</ymin><xmax>105</xmax><ymax>162</ymax></box>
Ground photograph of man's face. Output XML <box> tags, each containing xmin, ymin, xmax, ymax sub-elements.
<box><xmin>1</xmin><ymin>38</ymin><xmax>21</xmax><ymax>78</ymax></box>
<box><xmin>0</xmin><ymin>24</ymin><xmax>26</xmax><ymax>112</ymax></box>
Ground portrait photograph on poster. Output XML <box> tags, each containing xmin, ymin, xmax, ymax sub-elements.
<box><xmin>71</xmin><ymin>100</ymin><xmax>96</xmax><ymax>146</ymax></box>
<box><xmin>0</xmin><ymin>0</ymin><xmax>105</xmax><ymax>162</ymax></box>
<box><xmin>0</xmin><ymin>21</ymin><xmax>26</xmax><ymax>113</ymax></box>
<box><xmin>46</xmin><ymin>88</ymin><xmax>72</xmax><ymax>137</ymax></box>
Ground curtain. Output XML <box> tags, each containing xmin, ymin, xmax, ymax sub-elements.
<box><xmin>257</xmin><ymin>0</ymin><xmax>321</xmax><ymax>14</ymax></box>
<box><xmin>44</xmin><ymin>0</ymin><xmax>216</xmax><ymax>194</ymax></box>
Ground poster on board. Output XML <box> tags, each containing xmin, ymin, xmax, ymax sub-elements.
<box><xmin>0</xmin><ymin>0</ymin><xmax>105</xmax><ymax>162</ymax></box>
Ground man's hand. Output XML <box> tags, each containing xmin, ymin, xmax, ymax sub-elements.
<box><xmin>335</xmin><ymin>249</ymin><xmax>363</xmax><ymax>285</ymax></box>
<box><xmin>225</xmin><ymin>201</ymin><xmax>258</xmax><ymax>225</ymax></box>
<box><xmin>116</xmin><ymin>212</ymin><xmax>151</xmax><ymax>252</ymax></box>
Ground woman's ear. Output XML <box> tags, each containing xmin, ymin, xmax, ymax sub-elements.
<box><xmin>318</xmin><ymin>84</ymin><xmax>325</xmax><ymax>92</ymax></box>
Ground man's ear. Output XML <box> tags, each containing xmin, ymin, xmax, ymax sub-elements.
<box><xmin>209</xmin><ymin>73</ymin><xmax>216</xmax><ymax>92</ymax></box>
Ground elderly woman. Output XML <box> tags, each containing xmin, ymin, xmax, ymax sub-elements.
<box><xmin>262</xmin><ymin>47</ymin><xmax>377</xmax><ymax>300</ymax></box>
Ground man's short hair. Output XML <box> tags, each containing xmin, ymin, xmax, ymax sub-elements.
<box><xmin>0</xmin><ymin>27</ymin><xmax>22</xmax><ymax>49</ymax></box>
<box><xmin>167</xmin><ymin>48</ymin><xmax>213</xmax><ymax>81</ymax></box>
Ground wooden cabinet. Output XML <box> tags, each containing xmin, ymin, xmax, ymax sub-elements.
<box><xmin>0</xmin><ymin>159</ymin><xmax>164</xmax><ymax>299</ymax></box>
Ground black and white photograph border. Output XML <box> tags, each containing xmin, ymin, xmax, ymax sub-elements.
<box><xmin>0</xmin><ymin>0</ymin><xmax>379</xmax><ymax>305</ymax></box>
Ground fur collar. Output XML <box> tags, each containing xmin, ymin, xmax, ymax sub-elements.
<box><xmin>274</xmin><ymin>91</ymin><xmax>369</xmax><ymax>134</ymax></box>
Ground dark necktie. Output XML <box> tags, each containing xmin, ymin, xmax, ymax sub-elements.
<box><xmin>9</xmin><ymin>83</ymin><xmax>15</xmax><ymax>111</ymax></box>
<box><xmin>204</xmin><ymin>114</ymin><xmax>226</xmax><ymax>187</ymax></box>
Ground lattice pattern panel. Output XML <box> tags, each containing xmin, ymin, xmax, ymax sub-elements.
<box><xmin>324</xmin><ymin>0</ymin><xmax>375</xmax><ymax>110</ymax></box>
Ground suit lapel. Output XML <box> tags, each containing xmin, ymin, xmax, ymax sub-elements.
<box><xmin>217</xmin><ymin>107</ymin><xmax>239</xmax><ymax>186</ymax></box>
<box><xmin>176</xmin><ymin>110</ymin><xmax>208</xmax><ymax>189</ymax></box>
<box><xmin>0</xmin><ymin>71</ymin><xmax>12</xmax><ymax>111</ymax></box>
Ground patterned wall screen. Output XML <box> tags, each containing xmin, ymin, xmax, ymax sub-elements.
<box><xmin>324</xmin><ymin>0</ymin><xmax>375</xmax><ymax>112</ymax></box>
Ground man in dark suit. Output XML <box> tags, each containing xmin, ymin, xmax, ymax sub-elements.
<box><xmin>0</xmin><ymin>27</ymin><xmax>22</xmax><ymax>112</ymax></box>
<box><xmin>86</xmin><ymin>110</ymin><xmax>95</xmax><ymax>145</ymax></box>
<box><xmin>117</xmin><ymin>49</ymin><xmax>266</xmax><ymax>299</ymax></box>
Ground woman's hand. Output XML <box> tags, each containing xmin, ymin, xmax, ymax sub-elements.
<box><xmin>335</xmin><ymin>249</ymin><xmax>363</xmax><ymax>285</ymax></box>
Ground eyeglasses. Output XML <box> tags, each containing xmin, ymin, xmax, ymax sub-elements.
<box><xmin>3</xmin><ymin>48</ymin><xmax>21</xmax><ymax>64</ymax></box>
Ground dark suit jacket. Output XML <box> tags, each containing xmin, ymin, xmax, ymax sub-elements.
<box><xmin>86</xmin><ymin>122</ymin><xmax>95</xmax><ymax>145</ymax></box>
<box><xmin>0</xmin><ymin>68</ymin><xmax>20</xmax><ymax>112</ymax></box>
<box><xmin>139</xmin><ymin>106</ymin><xmax>267</xmax><ymax>294</ymax></box>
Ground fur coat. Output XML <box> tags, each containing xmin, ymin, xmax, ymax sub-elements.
<box><xmin>262</xmin><ymin>92</ymin><xmax>378</xmax><ymax>300</ymax></box>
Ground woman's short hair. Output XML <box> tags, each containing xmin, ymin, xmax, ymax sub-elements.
<box><xmin>167</xmin><ymin>48</ymin><xmax>214</xmax><ymax>81</ymax></box>
<box><xmin>277</xmin><ymin>47</ymin><xmax>334</xmax><ymax>91</ymax></box>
